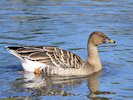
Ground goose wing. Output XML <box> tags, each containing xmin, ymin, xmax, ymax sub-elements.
<box><xmin>8</xmin><ymin>46</ymin><xmax>83</xmax><ymax>69</ymax></box>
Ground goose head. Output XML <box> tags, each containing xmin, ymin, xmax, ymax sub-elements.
<box><xmin>88</xmin><ymin>31</ymin><xmax>115</xmax><ymax>46</ymax></box>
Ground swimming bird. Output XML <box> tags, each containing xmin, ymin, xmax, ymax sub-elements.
<box><xmin>6</xmin><ymin>31</ymin><xmax>115</xmax><ymax>76</ymax></box>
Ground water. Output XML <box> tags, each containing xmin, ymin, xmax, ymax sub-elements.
<box><xmin>0</xmin><ymin>0</ymin><xmax>133</xmax><ymax>99</ymax></box>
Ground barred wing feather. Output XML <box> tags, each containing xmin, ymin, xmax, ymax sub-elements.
<box><xmin>12</xmin><ymin>46</ymin><xmax>83</xmax><ymax>69</ymax></box>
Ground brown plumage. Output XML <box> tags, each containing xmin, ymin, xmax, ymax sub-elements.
<box><xmin>6</xmin><ymin>31</ymin><xmax>115</xmax><ymax>76</ymax></box>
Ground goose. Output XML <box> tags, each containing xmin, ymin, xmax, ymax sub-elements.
<box><xmin>6</xmin><ymin>31</ymin><xmax>115</xmax><ymax>76</ymax></box>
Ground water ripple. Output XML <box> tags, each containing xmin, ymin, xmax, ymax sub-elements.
<box><xmin>0</xmin><ymin>0</ymin><xmax>133</xmax><ymax>99</ymax></box>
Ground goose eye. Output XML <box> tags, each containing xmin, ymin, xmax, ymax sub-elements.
<box><xmin>105</xmin><ymin>36</ymin><xmax>108</xmax><ymax>39</ymax></box>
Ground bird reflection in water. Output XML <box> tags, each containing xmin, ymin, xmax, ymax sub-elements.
<box><xmin>14</xmin><ymin>71</ymin><xmax>115</xmax><ymax>99</ymax></box>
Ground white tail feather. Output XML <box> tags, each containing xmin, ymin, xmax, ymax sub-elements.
<box><xmin>6</xmin><ymin>47</ymin><xmax>45</xmax><ymax>72</ymax></box>
<box><xmin>7</xmin><ymin>49</ymin><xmax>24</xmax><ymax>61</ymax></box>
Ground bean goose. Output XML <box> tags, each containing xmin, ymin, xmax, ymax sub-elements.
<box><xmin>6</xmin><ymin>31</ymin><xmax>115</xmax><ymax>76</ymax></box>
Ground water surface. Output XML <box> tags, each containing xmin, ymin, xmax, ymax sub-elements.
<box><xmin>0</xmin><ymin>0</ymin><xmax>133</xmax><ymax>99</ymax></box>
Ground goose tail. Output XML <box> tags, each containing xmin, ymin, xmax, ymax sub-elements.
<box><xmin>6</xmin><ymin>46</ymin><xmax>43</xmax><ymax>72</ymax></box>
<box><xmin>6</xmin><ymin>46</ymin><xmax>24</xmax><ymax>61</ymax></box>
